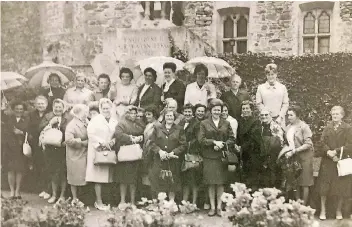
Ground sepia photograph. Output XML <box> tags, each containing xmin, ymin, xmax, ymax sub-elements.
<box><xmin>1</xmin><ymin>1</ymin><xmax>352</xmax><ymax>226</ymax></box>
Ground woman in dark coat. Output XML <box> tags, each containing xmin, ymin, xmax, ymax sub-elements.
<box><xmin>39</xmin><ymin>99</ymin><xmax>69</xmax><ymax>204</ymax></box>
<box><xmin>237</xmin><ymin>100</ymin><xmax>262</xmax><ymax>190</ymax></box>
<box><xmin>182</xmin><ymin>104</ymin><xmax>203</xmax><ymax>205</ymax></box>
<box><xmin>3</xmin><ymin>100</ymin><xmax>30</xmax><ymax>199</ymax></box>
<box><xmin>316</xmin><ymin>106</ymin><xmax>352</xmax><ymax>220</ymax></box>
<box><xmin>149</xmin><ymin>110</ymin><xmax>187</xmax><ymax>201</ymax></box>
<box><xmin>198</xmin><ymin>99</ymin><xmax>235</xmax><ymax>216</ymax></box>
<box><xmin>115</xmin><ymin>106</ymin><xmax>145</xmax><ymax>207</ymax></box>
<box><xmin>40</xmin><ymin>73</ymin><xmax>66</xmax><ymax>111</ymax></box>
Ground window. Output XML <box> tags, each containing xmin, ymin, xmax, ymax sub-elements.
<box><xmin>302</xmin><ymin>10</ymin><xmax>331</xmax><ymax>54</ymax></box>
<box><xmin>140</xmin><ymin>1</ymin><xmax>171</xmax><ymax>20</ymax></box>
<box><xmin>221</xmin><ymin>14</ymin><xmax>248</xmax><ymax>54</ymax></box>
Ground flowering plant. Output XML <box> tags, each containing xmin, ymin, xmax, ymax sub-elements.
<box><xmin>222</xmin><ymin>183</ymin><xmax>318</xmax><ymax>227</ymax></box>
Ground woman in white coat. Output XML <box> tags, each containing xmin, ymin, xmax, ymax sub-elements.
<box><xmin>86</xmin><ymin>98</ymin><xmax>118</xmax><ymax>210</ymax></box>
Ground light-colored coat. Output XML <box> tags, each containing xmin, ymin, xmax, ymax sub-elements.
<box><xmin>65</xmin><ymin>118</ymin><xmax>88</xmax><ymax>186</ymax></box>
<box><xmin>85</xmin><ymin>114</ymin><xmax>118</xmax><ymax>183</ymax></box>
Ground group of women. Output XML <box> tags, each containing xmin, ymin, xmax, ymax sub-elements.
<box><xmin>1</xmin><ymin>62</ymin><xmax>352</xmax><ymax>219</ymax></box>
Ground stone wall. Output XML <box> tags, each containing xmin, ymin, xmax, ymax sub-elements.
<box><xmin>1</xmin><ymin>1</ymin><xmax>42</xmax><ymax>73</ymax></box>
<box><xmin>338</xmin><ymin>1</ymin><xmax>352</xmax><ymax>51</ymax></box>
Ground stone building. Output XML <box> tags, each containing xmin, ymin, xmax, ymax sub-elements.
<box><xmin>1</xmin><ymin>1</ymin><xmax>352</xmax><ymax>74</ymax></box>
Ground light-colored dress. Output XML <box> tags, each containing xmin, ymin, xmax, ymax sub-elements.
<box><xmin>114</xmin><ymin>83</ymin><xmax>138</xmax><ymax>120</ymax></box>
<box><xmin>65</xmin><ymin>118</ymin><xmax>88</xmax><ymax>186</ymax></box>
<box><xmin>85</xmin><ymin>114</ymin><xmax>118</xmax><ymax>183</ymax></box>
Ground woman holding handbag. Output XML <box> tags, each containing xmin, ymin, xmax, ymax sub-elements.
<box><xmin>3</xmin><ymin>100</ymin><xmax>30</xmax><ymax>199</ymax></box>
<box><xmin>198</xmin><ymin>99</ymin><xmax>235</xmax><ymax>217</ymax></box>
<box><xmin>86</xmin><ymin>98</ymin><xmax>118</xmax><ymax>211</ymax></box>
<box><xmin>181</xmin><ymin>103</ymin><xmax>203</xmax><ymax>206</ymax></box>
<box><xmin>39</xmin><ymin>99</ymin><xmax>69</xmax><ymax>204</ymax></box>
<box><xmin>149</xmin><ymin>110</ymin><xmax>187</xmax><ymax>201</ymax></box>
<box><xmin>316</xmin><ymin>106</ymin><xmax>352</xmax><ymax>220</ymax></box>
<box><xmin>115</xmin><ymin>106</ymin><xmax>145</xmax><ymax>208</ymax></box>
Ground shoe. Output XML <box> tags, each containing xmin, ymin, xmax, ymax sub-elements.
<box><xmin>14</xmin><ymin>196</ymin><xmax>22</xmax><ymax>200</ymax></box>
<box><xmin>71</xmin><ymin>199</ymin><xmax>85</xmax><ymax>207</ymax></box>
<box><xmin>203</xmin><ymin>203</ymin><xmax>210</xmax><ymax>210</ymax></box>
<box><xmin>43</xmin><ymin>193</ymin><xmax>51</xmax><ymax>200</ymax></box>
<box><xmin>216</xmin><ymin>209</ymin><xmax>222</xmax><ymax>217</ymax></box>
<box><xmin>94</xmin><ymin>202</ymin><xmax>110</xmax><ymax>211</ymax></box>
<box><xmin>208</xmin><ymin>209</ymin><xmax>216</xmax><ymax>216</ymax></box>
<box><xmin>336</xmin><ymin>215</ymin><xmax>343</xmax><ymax>220</ymax></box>
<box><xmin>48</xmin><ymin>196</ymin><xmax>57</xmax><ymax>204</ymax></box>
<box><xmin>55</xmin><ymin>197</ymin><xmax>65</xmax><ymax>204</ymax></box>
<box><xmin>39</xmin><ymin>191</ymin><xmax>46</xmax><ymax>198</ymax></box>
<box><xmin>118</xmin><ymin>203</ymin><xmax>127</xmax><ymax>211</ymax></box>
<box><xmin>319</xmin><ymin>214</ymin><xmax>326</xmax><ymax>220</ymax></box>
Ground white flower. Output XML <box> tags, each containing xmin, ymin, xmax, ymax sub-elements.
<box><xmin>143</xmin><ymin>214</ymin><xmax>153</xmax><ymax>225</ymax></box>
<box><xmin>157</xmin><ymin>192</ymin><xmax>167</xmax><ymax>201</ymax></box>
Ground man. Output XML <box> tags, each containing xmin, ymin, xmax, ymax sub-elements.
<box><xmin>256</xmin><ymin>62</ymin><xmax>289</xmax><ymax>126</ymax></box>
<box><xmin>220</xmin><ymin>74</ymin><xmax>250</xmax><ymax>121</ymax></box>
<box><xmin>161</xmin><ymin>62</ymin><xmax>186</xmax><ymax>113</ymax></box>
<box><xmin>184</xmin><ymin>63</ymin><xmax>216</xmax><ymax>106</ymax></box>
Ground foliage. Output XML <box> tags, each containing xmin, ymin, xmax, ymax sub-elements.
<box><xmin>168</xmin><ymin>31</ymin><xmax>189</xmax><ymax>63</ymax></box>
<box><xmin>222</xmin><ymin>183</ymin><xmax>319</xmax><ymax>227</ymax></box>
<box><xmin>106</xmin><ymin>193</ymin><xmax>203</xmax><ymax>227</ymax></box>
<box><xmin>1</xmin><ymin>198</ymin><xmax>87</xmax><ymax>227</ymax></box>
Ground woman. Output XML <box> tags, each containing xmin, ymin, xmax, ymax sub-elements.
<box><xmin>182</xmin><ymin>104</ymin><xmax>203</xmax><ymax>206</ymax></box>
<box><xmin>161</xmin><ymin>62</ymin><xmax>186</xmax><ymax>113</ymax></box>
<box><xmin>40</xmin><ymin>73</ymin><xmax>66</xmax><ymax>110</ymax></box>
<box><xmin>198</xmin><ymin>99</ymin><xmax>235</xmax><ymax>216</ymax></box>
<box><xmin>279</xmin><ymin>106</ymin><xmax>314</xmax><ymax>205</ymax></box>
<box><xmin>135</xmin><ymin>67</ymin><xmax>162</xmax><ymax>110</ymax></box>
<box><xmin>91</xmin><ymin>74</ymin><xmax>116</xmax><ymax>104</ymax></box>
<box><xmin>316</xmin><ymin>106</ymin><xmax>352</xmax><ymax>220</ymax></box>
<box><xmin>86</xmin><ymin>98</ymin><xmax>117</xmax><ymax>210</ymax></box>
<box><xmin>237</xmin><ymin>101</ymin><xmax>262</xmax><ymax>189</ymax></box>
<box><xmin>115</xmin><ymin>106</ymin><xmax>145</xmax><ymax>207</ymax></box>
<box><xmin>114</xmin><ymin>68</ymin><xmax>138</xmax><ymax>120</ymax></box>
<box><xmin>221</xmin><ymin>103</ymin><xmax>238</xmax><ymax>139</ymax></box>
<box><xmin>88</xmin><ymin>102</ymin><xmax>99</xmax><ymax>120</ymax></box>
<box><xmin>149</xmin><ymin>110</ymin><xmax>187</xmax><ymax>201</ymax></box>
<box><xmin>39</xmin><ymin>99</ymin><xmax>69</xmax><ymax>204</ymax></box>
<box><xmin>28</xmin><ymin>96</ymin><xmax>50</xmax><ymax>199</ymax></box>
<box><xmin>63</xmin><ymin>73</ymin><xmax>93</xmax><ymax>108</ymax></box>
<box><xmin>3</xmin><ymin>100</ymin><xmax>30</xmax><ymax>199</ymax></box>
<box><xmin>158</xmin><ymin>98</ymin><xmax>185</xmax><ymax>125</ymax></box>
<box><xmin>194</xmin><ymin>104</ymin><xmax>206</xmax><ymax>121</ymax></box>
<box><xmin>65</xmin><ymin>104</ymin><xmax>89</xmax><ymax>206</ymax></box>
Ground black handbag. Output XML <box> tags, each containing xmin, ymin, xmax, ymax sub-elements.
<box><xmin>181</xmin><ymin>142</ymin><xmax>203</xmax><ymax>172</ymax></box>
<box><xmin>221</xmin><ymin>144</ymin><xmax>239</xmax><ymax>165</ymax></box>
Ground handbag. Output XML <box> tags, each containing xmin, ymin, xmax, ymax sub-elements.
<box><xmin>337</xmin><ymin>146</ymin><xmax>352</xmax><ymax>177</ymax></box>
<box><xmin>160</xmin><ymin>160</ymin><xmax>174</xmax><ymax>183</ymax></box>
<box><xmin>23</xmin><ymin>132</ymin><xmax>32</xmax><ymax>157</ymax></box>
<box><xmin>181</xmin><ymin>142</ymin><xmax>203</xmax><ymax>172</ymax></box>
<box><xmin>117</xmin><ymin>143</ymin><xmax>143</xmax><ymax>162</ymax></box>
<box><xmin>94</xmin><ymin>144</ymin><xmax>117</xmax><ymax>165</ymax></box>
<box><xmin>42</xmin><ymin>123</ymin><xmax>63</xmax><ymax>147</ymax></box>
<box><xmin>221</xmin><ymin>144</ymin><xmax>239</xmax><ymax>165</ymax></box>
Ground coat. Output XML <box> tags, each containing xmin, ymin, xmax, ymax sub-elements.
<box><xmin>2</xmin><ymin>115</ymin><xmax>30</xmax><ymax>172</ymax></box>
<box><xmin>65</xmin><ymin>118</ymin><xmax>88</xmax><ymax>186</ymax></box>
<box><xmin>184</xmin><ymin>117</ymin><xmax>201</xmax><ymax>155</ymax></box>
<box><xmin>198</xmin><ymin>118</ymin><xmax>235</xmax><ymax>160</ymax></box>
<box><xmin>135</xmin><ymin>83</ymin><xmax>162</xmax><ymax>111</ymax></box>
<box><xmin>149</xmin><ymin>123</ymin><xmax>187</xmax><ymax>192</ymax></box>
<box><xmin>220</xmin><ymin>89</ymin><xmax>250</xmax><ymax>121</ymax></box>
<box><xmin>316</xmin><ymin>121</ymin><xmax>352</xmax><ymax>197</ymax></box>
<box><xmin>40</xmin><ymin>87</ymin><xmax>66</xmax><ymax>110</ymax></box>
<box><xmin>162</xmin><ymin>79</ymin><xmax>186</xmax><ymax>113</ymax></box>
<box><xmin>86</xmin><ymin>114</ymin><xmax>118</xmax><ymax>183</ymax></box>
<box><xmin>114</xmin><ymin>116</ymin><xmax>145</xmax><ymax>184</ymax></box>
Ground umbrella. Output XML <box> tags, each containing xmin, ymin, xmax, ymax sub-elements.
<box><xmin>25</xmin><ymin>61</ymin><xmax>74</xmax><ymax>88</ymax></box>
<box><xmin>136</xmin><ymin>56</ymin><xmax>185</xmax><ymax>87</ymax></box>
<box><xmin>184</xmin><ymin>56</ymin><xmax>235</xmax><ymax>79</ymax></box>
<box><xmin>1</xmin><ymin>72</ymin><xmax>28</xmax><ymax>90</ymax></box>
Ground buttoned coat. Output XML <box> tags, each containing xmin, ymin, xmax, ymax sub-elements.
<box><xmin>149</xmin><ymin>123</ymin><xmax>187</xmax><ymax>192</ymax></box>
<box><xmin>135</xmin><ymin>83</ymin><xmax>162</xmax><ymax>111</ymax></box>
<box><xmin>65</xmin><ymin>118</ymin><xmax>88</xmax><ymax>186</ymax></box>
<box><xmin>316</xmin><ymin>121</ymin><xmax>352</xmax><ymax>197</ymax></box>
<box><xmin>162</xmin><ymin>79</ymin><xmax>186</xmax><ymax>113</ymax></box>
<box><xmin>220</xmin><ymin>89</ymin><xmax>250</xmax><ymax>120</ymax></box>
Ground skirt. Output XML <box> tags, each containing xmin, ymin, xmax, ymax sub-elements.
<box><xmin>115</xmin><ymin>161</ymin><xmax>140</xmax><ymax>184</ymax></box>
<box><xmin>43</xmin><ymin>146</ymin><xmax>67</xmax><ymax>181</ymax></box>
<box><xmin>2</xmin><ymin>144</ymin><xmax>28</xmax><ymax>173</ymax></box>
<box><xmin>298</xmin><ymin>156</ymin><xmax>314</xmax><ymax>187</ymax></box>
<box><xmin>182</xmin><ymin>167</ymin><xmax>203</xmax><ymax>186</ymax></box>
<box><xmin>203</xmin><ymin>158</ymin><xmax>227</xmax><ymax>185</ymax></box>
<box><xmin>149</xmin><ymin>159</ymin><xmax>181</xmax><ymax>193</ymax></box>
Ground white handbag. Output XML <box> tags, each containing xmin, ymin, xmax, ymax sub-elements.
<box><xmin>117</xmin><ymin>143</ymin><xmax>143</xmax><ymax>162</ymax></box>
<box><xmin>41</xmin><ymin>123</ymin><xmax>63</xmax><ymax>147</ymax></box>
<box><xmin>23</xmin><ymin>132</ymin><xmax>32</xmax><ymax>157</ymax></box>
<box><xmin>337</xmin><ymin>146</ymin><xmax>352</xmax><ymax>177</ymax></box>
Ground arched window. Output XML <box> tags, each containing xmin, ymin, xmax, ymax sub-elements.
<box><xmin>318</xmin><ymin>11</ymin><xmax>330</xmax><ymax>33</ymax></box>
<box><xmin>237</xmin><ymin>15</ymin><xmax>247</xmax><ymax>37</ymax></box>
<box><xmin>303</xmin><ymin>12</ymin><xmax>315</xmax><ymax>34</ymax></box>
<box><xmin>223</xmin><ymin>16</ymin><xmax>234</xmax><ymax>38</ymax></box>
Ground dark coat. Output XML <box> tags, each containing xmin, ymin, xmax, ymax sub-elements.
<box><xmin>316</xmin><ymin>121</ymin><xmax>352</xmax><ymax>197</ymax></box>
<box><xmin>40</xmin><ymin>87</ymin><xmax>66</xmax><ymax>110</ymax></box>
<box><xmin>198</xmin><ymin>118</ymin><xmax>235</xmax><ymax>160</ymax></box>
<box><xmin>39</xmin><ymin>112</ymin><xmax>70</xmax><ymax>145</ymax></box>
<box><xmin>28</xmin><ymin>110</ymin><xmax>49</xmax><ymax>148</ymax></box>
<box><xmin>149</xmin><ymin>123</ymin><xmax>187</xmax><ymax>192</ymax></box>
<box><xmin>220</xmin><ymin>89</ymin><xmax>250</xmax><ymax>121</ymax></box>
<box><xmin>184</xmin><ymin>117</ymin><xmax>201</xmax><ymax>154</ymax></box>
<box><xmin>2</xmin><ymin>115</ymin><xmax>30</xmax><ymax>172</ymax></box>
<box><xmin>135</xmin><ymin>83</ymin><xmax>162</xmax><ymax>111</ymax></box>
<box><xmin>162</xmin><ymin>79</ymin><xmax>186</xmax><ymax>113</ymax></box>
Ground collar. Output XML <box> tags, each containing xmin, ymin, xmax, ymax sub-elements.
<box><xmin>195</xmin><ymin>82</ymin><xmax>206</xmax><ymax>90</ymax></box>
<box><xmin>166</xmin><ymin>78</ymin><xmax>176</xmax><ymax>86</ymax></box>
<box><xmin>265</xmin><ymin>81</ymin><xmax>277</xmax><ymax>89</ymax></box>
<box><xmin>74</xmin><ymin>87</ymin><xmax>86</xmax><ymax>92</ymax></box>
<box><xmin>231</xmin><ymin>89</ymin><xmax>239</xmax><ymax>95</ymax></box>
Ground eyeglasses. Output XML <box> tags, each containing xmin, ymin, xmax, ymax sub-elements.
<box><xmin>260</xmin><ymin>114</ymin><xmax>269</xmax><ymax>116</ymax></box>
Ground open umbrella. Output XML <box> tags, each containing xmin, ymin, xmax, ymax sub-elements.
<box><xmin>1</xmin><ymin>72</ymin><xmax>28</xmax><ymax>90</ymax></box>
<box><xmin>184</xmin><ymin>56</ymin><xmax>235</xmax><ymax>79</ymax></box>
<box><xmin>25</xmin><ymin>61</ymin><xmax>74</xmax><ymax>88</ymax></box>
<box><xmin>136</xmin><ymin>56</ymin><xmax>185</xmax><ymax>87</ymax></box>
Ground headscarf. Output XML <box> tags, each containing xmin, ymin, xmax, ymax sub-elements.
<box><xmin>98</xmin><ymin>98</ymin><xmax>113</xmax><ymax>116</ymax></box>
<box><xmin>52</xmin><ymin>98</ymin><xmax>68</xmax><ymax>114</ymax></box>
<box><xmin>70</xmin><ymin>104</ymin><xmax>89</xmax><ymax>123</ymax></box>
